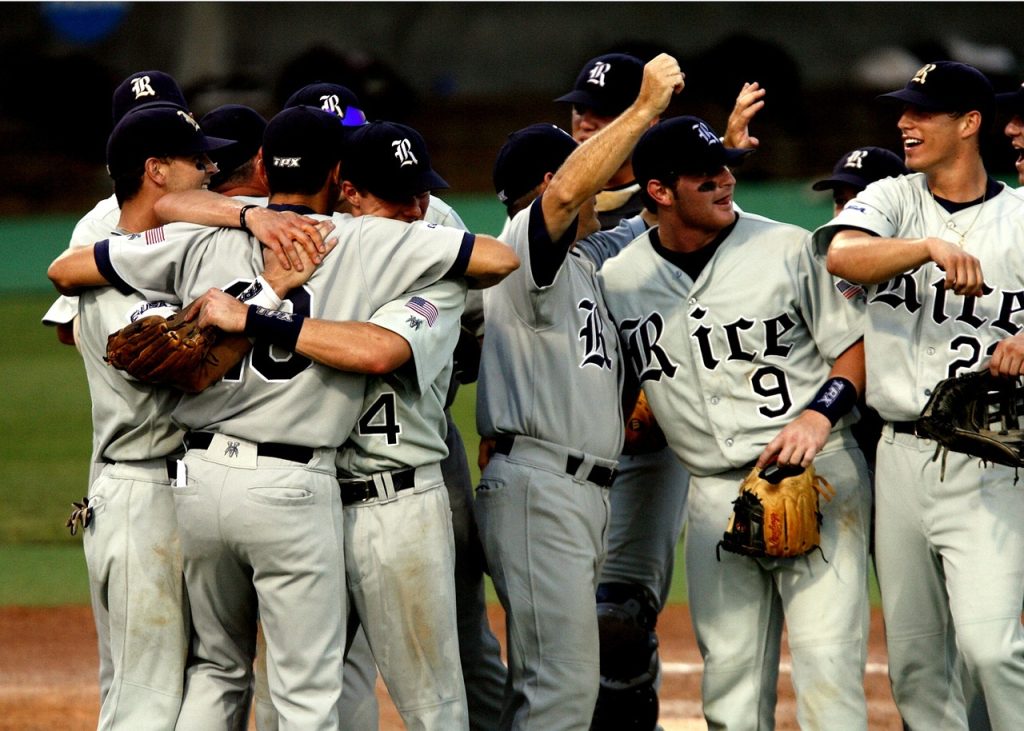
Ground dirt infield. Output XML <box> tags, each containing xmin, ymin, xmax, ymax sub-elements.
<box><xmin>0</xmin><ymin>604</ymin><xmax>900</xmax><ymax>730</ymax></box>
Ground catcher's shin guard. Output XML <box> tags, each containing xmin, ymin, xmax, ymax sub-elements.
<box><xmin>590</xmin><ymin>582</ymin><xmax>660</xmax><ymax>731</ymax></box>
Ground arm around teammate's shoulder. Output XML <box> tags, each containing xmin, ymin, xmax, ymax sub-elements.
<box><xmin>48</xmin><ymin>245</ymin><xmax>107</xmax><ymax>295</ymax></box>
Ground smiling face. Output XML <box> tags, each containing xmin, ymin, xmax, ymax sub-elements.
<box><xmin>1005</xmin><ymin>113</ymin><xmax>1024</xmax><ymax>184</ymax></box>
<box><xmin>897</xmin><ymin>105</ymin><xmax>974</xmax><ymax>174</ymax></box>
<box><xmin>651</xmin><ymin>166</ymin><xmax>738</xmax><ymax>248</ymax></box>
<box><xmin>161</xmin><ymin>153</ymin><xmax>218</xmax><ymax>192</ymax></box>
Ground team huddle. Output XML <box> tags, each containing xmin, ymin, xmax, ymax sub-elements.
<box><xmin>45</xmin><ymin>50</ymin><xmax>1024</xmax><ymax>731</ymax></box>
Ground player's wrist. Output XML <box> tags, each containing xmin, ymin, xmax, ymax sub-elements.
<box><xmin>236</xmin><ymin>276</ymin><xmax>284</xmax><ymax>310</ymax></box>
<box><xmin>805</xmin><ymin>376</ymin><xmax>858</xmax><ymax>426</ymax></box>
<box><xmin>239</xmin><ymin>204</ymin><xmax>260</xmax><ymax>235</ymax></box>
<box><xmin>244</xmin><ymin>306</ymin><xmax>304</xmax><ymax>351</ymax></box>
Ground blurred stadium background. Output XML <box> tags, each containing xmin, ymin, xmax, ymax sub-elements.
<box><xmin>1</xmin><ymin>2</ymin><xmax>1021</xmax><ymax>604</ymax></box>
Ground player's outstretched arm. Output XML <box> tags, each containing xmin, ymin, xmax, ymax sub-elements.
<box><xmin>542</xmin><ymin>53</ymin><xmax>683</xmax><ymax>241</ymax></box>
<box><xmin>756</xmin><ymin>340</ymin><xmax>865</xmax><ymax>469</ymax></box>
<box><xmin>463</xmin><ymin>235</ymin><xmax>520</xmax><ymax>288</ymax></box>
<box><xmin>153</xmin><ymin>189</ymin><xmax>331</xmax><ymax>271</ymax></box>
<box><xmin>827</xmin><ymin>229</ymin><xmax>985</xmax><ymax>295</ymax></box>
<box><xmin>723</xmin><ymin>81</ymin><xmax>765</xmax><ymax>150</ymax></box>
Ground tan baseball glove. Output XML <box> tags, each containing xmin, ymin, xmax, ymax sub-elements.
<box><xmin>718</xmin><ymin>463</ymin><xmax>835</xmax><ymax>559</ymax></box>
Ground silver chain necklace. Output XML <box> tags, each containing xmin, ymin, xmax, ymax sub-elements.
<box><xmin>935</xmin><ymin>188</ymin><xmax>988</xmax><ymax>248</ymax></box>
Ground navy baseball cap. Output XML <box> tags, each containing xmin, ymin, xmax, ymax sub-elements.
<box><xmin>343</xmin><ymin>121</ymin><xmax>448</xmax><ymax>199</ymax></box>
<box><xmin>262</xmin><ymin>106</ymin><xmax>346</xmax><ymax>190</ymax></box>
<box><xmin>492</xmin><ymin>123</ymin><xmax>578</xmax><ymax>209</ymax></box>
<box><xmin>555</xmin><ymin>53</ymin><xmax>644</xmax><ymax>117</ymax></box>
<box><xmin>284</xmin><ymin>82</ymin><xmax>367</xmax><ymax>127</ymax></box>
<box><xmin>111</xmin><ymin>70</ymin><xmax>188</xmax><ymax>123</ymax></box>
<box><xmin>633</xmin><ymin>116</ymin><xmax>754</xmax><ymax>187</ymax></box>
<box><xmin>106</xmin><ymin>106</ymin><xmax>234</xmax><ymax>177</ymax></box>
<box><xmin>878</xmin><ymin>61</ymin><xmax>994</xmax><ymax>120</ymax></box>
<box><xmin>199</xmin><ymin>105</ymin><xmax>267</xmax><ymax>188</ymax></box>
<box><xmin>812</xmin><ymin>147</ymin><xmax>908</xmax><ymax>192</ymax></box>
<box><xmin>997</xmin><ymin>81</ymin><xmax>1024</xmax><ymax>115</ymax></box>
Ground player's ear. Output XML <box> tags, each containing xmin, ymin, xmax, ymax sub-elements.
<box><xmin>145</xmin><ymin>157</ymin><xmax>167</xmax><ymax>185</ymax></box>
<box><xmin>340</xmin><ymin>180</ymin><xmax>360</xmax><ymax>210</ymax></box>
<box><xmin>255</xmin><ymin>147</ymin><xmax>268</xmax><ymax>186</ymax></box>
<box><xmin>646</xmin><ymin>178</ymin><xmax>673</xmax><ymax>207</ymax></box>
<box><xmin>959</xmin><ymin>110</ymin><xmax>982</xmax><ymax>139</ymax></box>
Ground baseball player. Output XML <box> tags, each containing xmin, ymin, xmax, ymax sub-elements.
<box><xmin>42</xmin><ymin>70</ymin><xmax>191</xmax><ymax>347</ymax></box>
<box><xmin>62</xmin><ymin>104</ymin><xmax>231</xmax><ymax>731</ymax></box>
<box><xmin>50</xmin><ymin>105</ymin><xmax>518</xmax><ymax>729</ymax></box>
<box><xmin>475</xmin><ymin>53</ymin><xmax>682</xmax><ymax>730</ymax></box>
<box><xmin>600</xmin><ymin>115</ymin><xmax>873</xmax><ymax>730</ymax></box>
<box><xmin>818</xmin><ymin>61</ymin><xmax>1024</xmax><ymax>730</ymax></box>
<box><xmin>243</xmin><ymin>119</ymin><xmax>473</xmax><ymax>730</ymax></box>
<box><xmin>997</xmin><ymin>81</ymin><xmax>1024</xmax><ymax>185</ymax></box>
<box><xmin>282</xmin><ymin>81</ymin><xmax>508</xmax><ymax>731</ymax></box>
<box><xmin>554</xmin><ymin>51</ymin><xmax>690</xmax><ymax>729</ymax></box>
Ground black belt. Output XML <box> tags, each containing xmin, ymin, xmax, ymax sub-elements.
<box><xmin>493</xmin><ymin>435</ymin><xmax>617</xmax><ymax>488</ymax></box>
<box><xmin>891</xmin><ymin>421</ymin><xmax>919</xmax><ymax>436</ymax></box>
<box><xmin>339</xmin><ymin>468</ymin><xmax>416</xmax><ymax>505</ymax></box>
<box><xmin>183</xmin><ymin>431</ymin><xmax>314</xmax><ymax>464</ymax></box>
<box><xmin>102</xmin><ymin>457</ymin><xmax>179</xmax><ymax>481</ymax></box>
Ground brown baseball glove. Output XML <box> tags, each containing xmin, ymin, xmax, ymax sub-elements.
<box><xmin>623</xmin><ymin>389</ymin><xmax>668</xmax><ymax>456</ymax></box>
<box><xmin>718</xmin><ymin>463</ymin><xmax>835</xmax><ymax>560</ymax></box>
<box><xmin>105</xmin><ymin>308</ymin><xmax>218</xmax><ymax>393</ymax></box>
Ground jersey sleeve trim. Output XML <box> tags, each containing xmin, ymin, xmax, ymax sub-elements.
<box><xmin>444</xmin><ymin>232</ymin><xmax>475</xmax><ymax>279</ymax></box>
<box><xmin>95</xmin><ymin>240</ymin><xmax>134</xmax><ymax>295</ymax></box>
<box><xmin>528</xmin><ymin>194</ymin><xmax>576</xmax><ymax>287</ymax></box>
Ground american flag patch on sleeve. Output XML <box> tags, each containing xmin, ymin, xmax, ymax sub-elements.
<box><xmin>405</xmin><ymin>296</ymin><xmax>438</xmax><ymax>326</ymax></box>
<box><xmin>835</xmin><ymin>279</ymin><xmax>863</xmax><ymax>300</ymax></box>
<box><xmin>144</xmin><ymin>227</ymin><xmax>166</xmax><ymax>245</ymax></box>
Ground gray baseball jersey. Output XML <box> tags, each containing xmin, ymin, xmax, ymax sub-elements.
<box><xmin>814</xmin><ymin>174</ymin><xmax>1024</xmax><ymax>731</ymax></box>
<box><xmin>338</xmin><ymin>279</ymin><xmax>466</xmax><ymax>475</ymax></box>
<box><xmin>476</xmin><ymin>199</ymin><xmax>630</xmax><ymax>459</ymax></box>
<box><xmin>100</xmin><ymin>214</ymin><xmax>472</xmax><ymax>446</ymax></box>
<box><xmin>602</xmin><ymin>212</ymin><xmax>872</xmax><ymax>730</ymax></box>
<box><xmin>813</xmin><ymin>174</ymin><xmax>1024</xmax><ymax>420</ymax></box>
<box><xmin>601</xmin><ymin>213</ymin><xmax>863</xmax><ymax>477</ymax></box>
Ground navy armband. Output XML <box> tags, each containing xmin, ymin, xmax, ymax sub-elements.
<box><xmin>444</xmin><ymin>232</ymin><xmax>475</xmax><ymax>279</ymax></box>
<box><xmin>244</xmin><ymin>306</ymin><xmax>305</xmax><ymax>351</ymax></box>
<box><xmin>806</xmin><ymin>376</ymin><xmax>858</xmax><ymax>426</ymax></box>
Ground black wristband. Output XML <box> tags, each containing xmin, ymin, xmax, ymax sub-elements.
<box><xmin>806</xmin><ymin>376</ymin><xmax>858</xmax><ymax>426</ymax></box>
<box><xmin>244</xmin><ymin>306</ymin><xmax>305</xmax><ymax>351</ymax></box>
<box><xmin>239</xmin><ymin>204</ymin><xmax>258</xmax><ymax>234</ymax></box>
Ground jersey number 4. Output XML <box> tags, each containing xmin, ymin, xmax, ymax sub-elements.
<box><xmin>357</xmin><ymin>392</ymin><xmax>402</xmax><ymax>445</ymax></box>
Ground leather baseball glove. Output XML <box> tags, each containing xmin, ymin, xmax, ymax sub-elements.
<box><xmin>105</xmin><ymin>308</ymin><xmax>217</xmax><ymax>393</ymax></box>
<box><xmin>718</xmin><ymin>463</ymin><xmax>835</xmax><ymax>560</ymax></box>
<box><xmin>623</xmin><ymin>389</ymin><xmax>668</xmax><ymax>456</ymax></box>
<box><xmin>916</xmin><ymin>370</ymin><xmax>1024</xmax><ymax>473</ymax></box>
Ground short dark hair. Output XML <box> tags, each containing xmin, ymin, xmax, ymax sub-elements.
<box><xmin>112</xmin><ymin>168</ymin><xmax>145</xmax><ymax>207</ymax></box>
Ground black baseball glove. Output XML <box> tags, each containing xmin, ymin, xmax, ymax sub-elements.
<box><xmin>916</xmin><ymin>370</ymin><xmax>1024</xmax><ymax>470</ymax></box>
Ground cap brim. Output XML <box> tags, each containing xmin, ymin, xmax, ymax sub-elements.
<box><xmin>996</xmin><ymin>91</ymin><xmax>1024</xmax><ymax>112</ymax></box>
<box><xmin>199</xmin><ymin>135</ymin><xmax>237</xmax><ymax>152</ymax></box>
<box><xmin>811</xmin><ymin>173</ymin><xmax>869</xmax><ymax>192</ymax></box>
<box><xmin>877</xmin><ymin>89</ymin><xmax>950</xmax><ymax>111</ymax></box>
<box><xmin>553</xmin><ymin>89</ymin><xmax>624</xmax><ymax>115</ymax></box>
